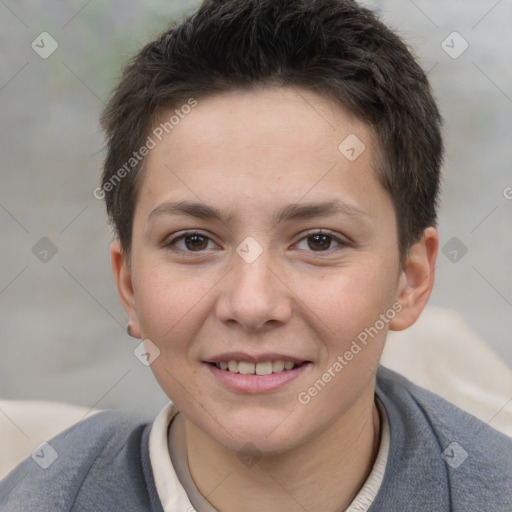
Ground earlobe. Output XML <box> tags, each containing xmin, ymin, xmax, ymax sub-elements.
<box><xmin>110</xmin><ymin>240</ymin><xmax>142</xmax><ymax>339</ymax></box>
<box><xmin>389</xmin><ymin>227</ymin><xmax>438</xmax><ymax>331</ymax></box>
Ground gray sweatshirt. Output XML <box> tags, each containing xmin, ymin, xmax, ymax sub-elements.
<box><xmin>1</xmin><ymin>366</ymin><xmax>511</xmax><ymax>511</ymax></box>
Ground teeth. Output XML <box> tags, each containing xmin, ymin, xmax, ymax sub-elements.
<box><xmin>238</xmin><ymin>362</ymin><xmax>255</xmax><ymax>375</ymax></box>
<box><xmin>272</xmin><ymin>360</ymin><xmax>285</xmax><ymax>372</ymax></box>
<box><xmin>256</xmin><ymin>361</ymin><xmax>273</xmax><ymax>375</ymax></box>
<box><xmin>215</xmin><ymin>359</ymin><xmax>300</xmax><ymax>374</ymax></box>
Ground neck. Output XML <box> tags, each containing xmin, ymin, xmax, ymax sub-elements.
<box><xmin>184</xmin><ymin>391</ymin><xmax>381</xmax><ymax>512</ymax></box>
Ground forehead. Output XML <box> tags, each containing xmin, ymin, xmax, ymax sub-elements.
<box><xmin>137</xmin><ymin>87</ymin><xmax>392</xmax><ymax>226</ymax></box>
<box><xmin>152</xmin><ymin>87</ymin><xmax>373</xmax><ymax>163</ymax></box>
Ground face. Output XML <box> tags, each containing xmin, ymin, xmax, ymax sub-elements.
<box><xmin>113</xmin><ymin>87</ymin><xmax>428</xmax><ymax>455</ymax></box>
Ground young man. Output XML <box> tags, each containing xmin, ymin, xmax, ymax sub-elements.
<box><xmin>1</xmin><ymin>0</ymin><xmax>511</xmax><ymax>510</ymax></box>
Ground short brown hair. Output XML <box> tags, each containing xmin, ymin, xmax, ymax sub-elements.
<box><xmin>100</xmin><ymin>0</ymin><xmax>443</xmax><ymax>261</ymax></box>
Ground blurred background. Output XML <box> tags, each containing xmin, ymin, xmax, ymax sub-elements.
<box><xmin>1</xmin><ymin>0</ymin><xmax>511</xmax><ymax>418</ymax></box>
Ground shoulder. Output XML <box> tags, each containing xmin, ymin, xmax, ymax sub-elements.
<box><xmin>374</xmin><ymin>366</ymin><xmax>512</xmax><ymax>511</ymax></box>
<box><xmin>0</xmin><ymin>409</ymin><xmax>162</xmax><ymax>512</ymax></box>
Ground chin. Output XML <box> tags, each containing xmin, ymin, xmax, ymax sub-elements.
<box><xmin>204</xmin><ymin>413</ymin><xmax>312</xmax><ymax>456</ymax></box>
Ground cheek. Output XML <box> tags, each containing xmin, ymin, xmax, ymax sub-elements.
<box><xmin>302</xmin><ymin>268</ymin><xmax>397</xmax><ymax>397</ymax></box>
<box><xmin>132</xmin><ymin>265</ymin><xmax>212</xmax><ymax>404</ymax></box>
<box><xmin>308</xmin><ymin>261</ymin><xmax>396</xmax><ymax>339</ymax></box>
<box><xmin>132</xmin><ymin>261</ymin><xmax>212</xmax><ymax>346</ymax></box>
<box><xmin>293</xmin><ymin>267</ymin><xmax>395</xmax><ymax>420</ymax></box>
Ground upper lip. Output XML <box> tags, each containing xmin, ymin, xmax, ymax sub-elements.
<box><xmin>204</xmin><ymin>352</ymin><xmax>311</xmax><ymax>364</ymax></box>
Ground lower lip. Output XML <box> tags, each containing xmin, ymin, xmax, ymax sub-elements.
<box><xmin>204</xmin><ymin>363</ymin><xmax>311</xmax><ymax>394</ymax></box>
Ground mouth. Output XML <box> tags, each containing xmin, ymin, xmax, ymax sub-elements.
<box><xmin>203</xmin><ymin>354</ymin><xmax>312</xmax><ymax>394</ymax></box>
<box><xmin>207</xmin><ymin>360</ymin><xmax>309</xmax><ymax>375</ymax></box>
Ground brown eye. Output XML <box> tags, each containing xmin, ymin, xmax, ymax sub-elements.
<box><xmin>294</xmin><ymin>231</ymin><xmax>346</xmax><ymax>253</ymax></box>
<box><xmin>184</xmin><ymin>234</ymin><xmax>209</xmax><ymax>251</ymax></box>
<box><xmin>307</xmin><ymin>234</ymin><xmax>334</xmax><ymax>251</ymax></box>
<box><xmin>164</xmin><ymin>231</ymin><xmax>218</xmax><ymax>253</ymax></box>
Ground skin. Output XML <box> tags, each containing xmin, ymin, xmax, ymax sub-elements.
<box><xmin>111</xmin><ymin>87</ymin><xmax>438</xmax><ymax>512</ymax></box>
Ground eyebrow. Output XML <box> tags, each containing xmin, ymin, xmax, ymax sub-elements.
<box><xmin>148</xmin><ymin>199</ymin><xmax>369</xmax><ymax>226</ymax></box>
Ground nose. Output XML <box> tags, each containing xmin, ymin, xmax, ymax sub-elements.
<box><xmin>215</xmin><ymin>248</ymin><xmax>293</xmax><ymax>332</ymax></box>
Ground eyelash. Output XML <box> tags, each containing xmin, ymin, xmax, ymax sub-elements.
<box><xmin>162</xmin><ymin>230</ymin><xmax>349</xmax><ymax>255</ymax></box>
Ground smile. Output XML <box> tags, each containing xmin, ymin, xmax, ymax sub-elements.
<box><xmin>211</xmin><ymin>360</ymin><xmax>305</xmax><ymax>375</ymax></box>
<box><xmin>205</xmin><ymin>359</ymin><xmax>311</xmax><ymax>394</ymax></box>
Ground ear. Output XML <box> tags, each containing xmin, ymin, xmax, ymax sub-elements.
<box><xmin>389</xmin><ymin>227</ymin><xmax>438</xmax><ymax>331</ymax></box>
<box><xmin>110</xmin><ymin>240</ymin><xmax>142</xmax><ymax>339</ymax></box>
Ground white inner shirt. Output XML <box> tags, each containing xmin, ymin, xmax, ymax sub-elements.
<box><xmin>149</xmin><ymin>399</ymin><xmax>390</xmax><ymax>512</ymax></box>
